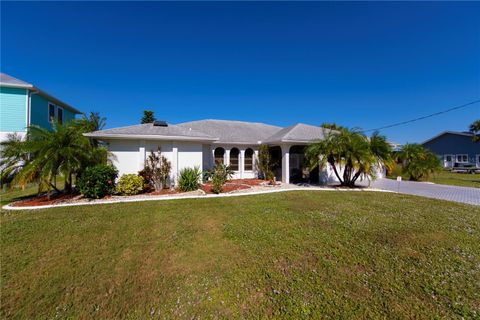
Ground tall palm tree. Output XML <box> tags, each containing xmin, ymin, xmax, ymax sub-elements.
<box><xmin>470</xmin><ymin>119</ymin><xmax>480</xmax><ymax>142</ymax></box>
<box><xmin>305</xmin><ymin>128</ymin><xmax>393</xmax><ymax>187</ymax></box>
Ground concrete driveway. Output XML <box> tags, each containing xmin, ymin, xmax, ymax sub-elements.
<box><xmin>369</xmin><ymin>178</ymin><xmax>480</xmax><ymax>206</ymax></box>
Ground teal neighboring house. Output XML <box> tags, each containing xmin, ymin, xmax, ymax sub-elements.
<box><xmin>0</xmin><ymin>73</ymin><xmax>82</xmax><ymax>142</ymax></box>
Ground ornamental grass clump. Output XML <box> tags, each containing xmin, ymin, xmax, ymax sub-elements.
<box><xmin>210</xmin><ymin>163</ymin><xmax>234</xmax><ymax>194</ymax></box>
<box><xmin>115</xmin><ymin>174</ymin><xmax>144</xmax><ymax>196</ymax></box>
<box><xmin>178</xmin><ymin>167</ymin><xmax>201</xmax><ymax>192</ymax></box>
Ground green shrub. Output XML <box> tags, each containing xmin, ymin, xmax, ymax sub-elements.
<box><xmin>76</xmin><ymin>165</ymin><xmax>118</xmax><ymax>199</ymax></box>
<box><xmin>115</xmin><ymin>174</ymin><xmax>144</xmax><ymax>196</ymax></box>
<box><xmin>178</xmin><ymin>167</ymin><xmax>201</xmax><ymax>192</ymax></box>
<box><xmin>209</xmin><ymin>163</ymin><xmax>234</xmax><ymax>194</ymax></box>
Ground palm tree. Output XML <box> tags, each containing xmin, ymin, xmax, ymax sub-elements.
<box><xmin>6</xmin><ymin>118</ymin><xmax>109</xmax><ymax>194</ymax></box>
<box><xmin>13</xmin><ymin>124</ymin><xmax>88</xmax><ymax>193</ymax></box>
<box><xmin>397</xmin><ymin>143</ymin><xmax>442</xmax><ymax>181</ymax></box>
<box><xmin>0</xmin><ymin>133</ymin><xmax>30</xmax><ymax>189</ymax></box>
<box><xmin>469</xmin><ymin>119</ymin><xmax>480</xmax><ymax>142</ymax></box>
<box><xmin>305</xmin><ymin>128</ymin><xmax>393</xmax><ymax>187</ymax></box>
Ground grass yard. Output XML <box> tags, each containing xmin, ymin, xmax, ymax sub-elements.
<box><xmin>428</xmin><ymin>170</ymin><xmax>480</xmax><ymax>188</ymax></box>
<box><xmin>1</xmin><ymin>191</ymin><xmax>479</xmax><ymax>319</ymax></box>
<box><xmin>388</xmin><ymin>165</ymin><xmax>480</xmax><ymax>188</ymax></box>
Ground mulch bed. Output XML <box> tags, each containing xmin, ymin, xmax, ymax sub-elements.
<box><xmin>9</xmin><ymin>179</ymin><xmax>270</xmax><ymax>207</ymax></box>
<box><xmin>202</xmin><ymin>179</ymin><xmax>265</xmax><ymax>194</ymax></box>
<box><xmin>11</xmin><ymin>193</ymin><xmax>79</xmax><ymax>207</ymax></box>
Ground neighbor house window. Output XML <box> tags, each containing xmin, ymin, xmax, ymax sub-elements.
<box><xmin>214</xmin><ymin>147</ymin><xmax>225</xmax><ymax>165</ymax></box>
<box><xmin>48</xmin><ymin>103</ymin><xmax>56</xmax><ymax>123</ymax></box>
<box><xmin>456</xmin><ymin>154</ymin><xmax>468</xmax><ymax>163</ymax></box>
<box><xmin>444</xmin><ymin>155</ymin><xmax>452</xmax><ymax>162</ymax></box>
<box><xmin>230</xmin><ymin>148</ymin><xmax>239</xmax><ymax>171</ymax></box>
<box><xmin>476</xmin><ymin>155</ymin><xmax>480</xmax><ymax>164</ymax></box>
<box><xmin>244</xmin><ymin>148</ymin><xmax>254</xmax><ymax>171</ymax></box>
<box><xmin>57</xmin><ymin>107</ymin><xmax>64</xmax><ymax>125</ymax></box>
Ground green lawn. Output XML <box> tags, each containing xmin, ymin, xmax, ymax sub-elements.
<box><xmin>1</xmin><ymin>191</ymin><xmax>479</xmax><ymax>319</ymax></box>
<box><xmin>388</xmin><ymin>165</ymin><xmax>480</xmax><ymax>188</ymax></box>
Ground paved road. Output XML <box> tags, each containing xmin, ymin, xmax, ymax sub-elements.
<box><xmin>369</xmin><ymin>178</ymin><xmax>480</xmax><ymax>206</ymax></box>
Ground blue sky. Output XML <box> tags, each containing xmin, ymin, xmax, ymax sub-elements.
<box><xmin>2</xmin><ymin>2</ymin><xmax>479</xmax><ymax>143</ymax></box>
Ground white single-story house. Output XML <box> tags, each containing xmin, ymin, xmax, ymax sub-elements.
<box><xmin>85</xmin><ymin>119</ymin><xmax>385</xmax><ymax>185</ymax></box>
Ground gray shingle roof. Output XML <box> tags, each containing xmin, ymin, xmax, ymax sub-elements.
<box><xmin>85</xmin><ymin>120</ymin><xmax>333</xmax><ymax>144</ymax></box>
<box><xmin>85</xmin><ymin>123</ymin><xmax>218</xmax><ymax>141</ymax></box>
<box><xmin>0</xmin><ymin>73</ymin><xmax>33</xmax><ymax>88</ymax></box>
<box><xmin>177</xmin><ymin>119</ymin><xmax>282</xmax><ymax>144</ymax></box>
<box><xmin>263</xmin><ymin>123</ymin><xmax>332</xmax><ymax>143</ymax></box>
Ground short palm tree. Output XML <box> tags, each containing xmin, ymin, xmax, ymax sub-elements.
<box><xmin>397</xmin><ymin>144</ymin><xmax>442</xmax><ymax>181</ymax></box>
<box><xmin>0</xmin><ymin>133</ymin><xmax>30</xmax><ymax>188</ymax></box>
<box><xmin>470</xmin><ymin>119</ymin><xmax>480</xmax><ymax>142</ymax></box>
<box><xmin>305</xmin><ymin>128</ymin><xmax>393</xmax><ymax>187</ymax></box>
<box><xmin>5</xmin><ymin>117</ymin><xmax>109</xmax><ymax>194</ymax></box>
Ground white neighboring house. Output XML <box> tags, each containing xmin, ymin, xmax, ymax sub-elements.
<box><xmin>85</xmin><ymin>119</ymin><xmax>386</xmax><ymax>185</ymax></box>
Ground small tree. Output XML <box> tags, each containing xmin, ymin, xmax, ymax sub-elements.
<box><xmin>140</xmin><ymin>148</ymin><xmax>171</xmax><ymax>191</ymax></box>
<box><xmin>398</xmin><ymin>144</ymin><xmax>442</xmax><ymax>181</ymax></box>
<box><xmin>469</xmin><ymin>119</ymin><xmax>480</xmax><ymax>142</ymax></box>
<box><xmin>141</xmin><ymin>110</ymin><xmax>156</xmax><ymax>124</ymax></box>
<box><xmin>258</xmin><ymin>144</ymin><xmax>274</xmax><ymax>180</ymax></box>
<box><xmin>209</xmin><ymin>163</ymin><xmax>234</xmax><ymax>194</ymax></box>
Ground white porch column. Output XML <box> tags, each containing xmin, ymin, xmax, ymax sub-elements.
<box><xmin>225</xmin><ymin>148</ymin><xmax>230</xmax><ymax>166</ymax></box>
<box><xmin>211</xmin><ymin>147</ymin><xmax>216</xmax><ymax>166</ymax></box>
<box><xmin>172</xmin><ymin>142</ymin><xmax>178</xmax><ymax>186</ymax></box>
<box><xmin>239</xmin><ymin>149</ymin><xmax>245</xmax><ymax>179</ymax></box>
<box><xmin>254</xmin><ymin>149</ymin><xmax>259</xmax><ymax>175</ymax></box>
<box><xmin>281</xmin><ymin>144</ymin><xmax>290</xmax><ymax>184</ymax></box>
<box><xmin>139</xmin><ymin>140</ymin><xmax>146</xmax><ymax>171</ymax></box>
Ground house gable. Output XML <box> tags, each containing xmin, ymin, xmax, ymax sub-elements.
<box><xmin>422</xmin><ymin>132</ymin><xmax>479</xmax><ymax>161</ymax></box>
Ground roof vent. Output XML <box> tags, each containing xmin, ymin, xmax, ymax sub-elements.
<box><xmin>153</xmin><ymin>120</ymin><xmax>168</xmax><ymax>127</ymax></box>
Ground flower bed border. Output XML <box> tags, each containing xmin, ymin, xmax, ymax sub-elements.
<box><xmin>2</xmin><ymin>187</ymin><xmax>392</xmax><ymax>211</ymax></box>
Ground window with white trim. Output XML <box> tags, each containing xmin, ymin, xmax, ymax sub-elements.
<box><xmin>456</xmin><ymin>154</ymin><xmax>468</xmax><ymax>163</ymax></box>
<box><xmin>230</xmin><ymin>148</ymin><xmax>239</xmax><ymax>171</ymax></box>
<box><xmin>476</xmin><ymin>154</ymin><xmax>480</xmax><ymax>163</ymax></box>
<box><xmin>214</xmin><ymin>147</ymin><xmax>225</xmax><ymax>165</ymax></box>
<box><xmin>48</xmin><ymin>103</ymin><xmax>56</xmax><ymax>123</ymax></box>
<box><xmin>57</xmin><ymin>107</ymin><xmax>64</xmax><ymax>125</ymax></box>
<box><xmin>444</xmin><ymin>155</ymin><xmax>453</xmax><ymax>162</ymax></box>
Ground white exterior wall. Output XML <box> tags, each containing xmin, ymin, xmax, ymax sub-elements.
<box><xmin>108</xmin><ymin>140</ymin><xmax>143</xmax><ymax>176</ymax></box>
<box><xmin>107</xmin><ymin>139</ymin><xmax>204</xmax><ymax>186</ymax></box>
<box><xmin>177</xmin><ymin>141</ymin><xmax>203</xmax><ymax>174</ymax></box>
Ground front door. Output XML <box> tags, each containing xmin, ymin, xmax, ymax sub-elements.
<box><xmin>444</xmin><ymin>154</ymin><xmax>454</xmax><ymax>168</ymax></box>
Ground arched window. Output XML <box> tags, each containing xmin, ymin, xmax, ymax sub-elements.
<box><xmin>214</xmin><ymin>147</ymin><xmax>225</xmax><ymax>165</ymax></box>
<box><xmin>244</xmin><ymin>148</ymin><xmax>254</xmax><ymax>171</ymax></box>
<box><xmin>230</xmin><ymin>148</ymin><xmax>240</xmax><ymax>171</ymax></box>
